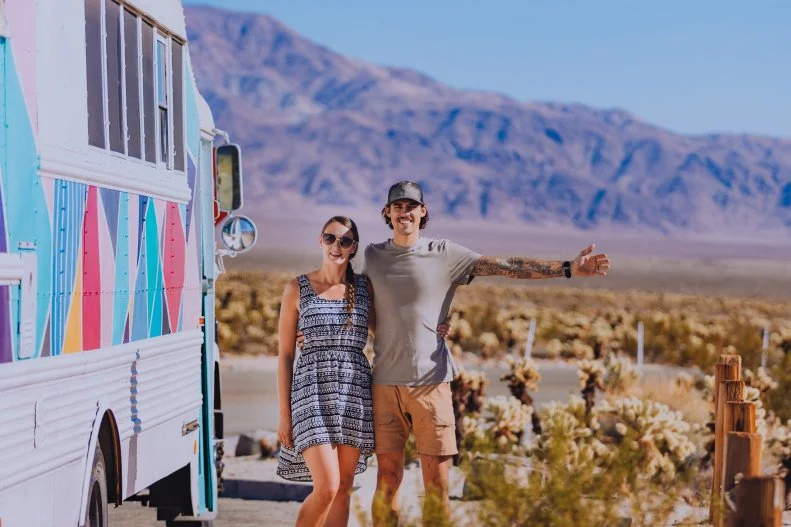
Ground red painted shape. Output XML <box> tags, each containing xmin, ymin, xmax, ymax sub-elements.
<box><xmin>163</xmin><ymin>203</ymin><xmax>186</xmax><ymax>331</ymax></box>
<box><xmin>82</xmin><ymin>186</ymin><xmax>101</xmax><ymax>350</ymax></box>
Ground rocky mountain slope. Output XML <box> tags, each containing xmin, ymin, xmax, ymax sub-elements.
<box><xmin>185</xmin><ymin>5</ymin><xmax>791</xmax><ymax>236</ymax></box>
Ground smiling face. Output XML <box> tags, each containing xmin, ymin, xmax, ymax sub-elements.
<box><xmin>319</xmin><ymin>220</ymin><xmax>358</xmax><ymax>266</ymax></box>
<box><xmin>385</xmin><ymin>199</ymin><xmax>427</xmax><ymax>237</ymax></box>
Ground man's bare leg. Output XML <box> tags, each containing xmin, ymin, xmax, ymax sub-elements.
<box><xmin>372</xmin><ymin>451</ymin><xmax>405</xmax><ymax>527</ymax></box>
<box><xmin>419</xmin><ymin>453</ymin><xmax>452</xmax><ymax>524</ymax></box>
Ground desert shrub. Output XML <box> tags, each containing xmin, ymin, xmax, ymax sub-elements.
<box><xmin>468</xmin><ymin>396</ymin><xmax>698</xmax><ymax>527</ymax></box>
<box><xmin>500</xmin><ymin>356</ymin><xmax>543</xmax><ymax>433</ymax></box>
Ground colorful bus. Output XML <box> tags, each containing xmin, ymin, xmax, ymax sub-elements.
<box><xmin>0</xmin><ymin>1</ymin><xmax>257</xmax><ymax>525</ymax></box>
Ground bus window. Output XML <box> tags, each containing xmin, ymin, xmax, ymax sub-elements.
<box><xmin>105</xmin><ymin>0</ymin><xmax>123</xmax><ymax>154</ymax></box>
<box><xmin>124</xmin><ymin>8</ymin><xmax>141</xmax><ymax>159</ymax></box>
<box><xmin>156</xmin><ymin>35</ymin><xmax>169</xmax><ymax>166</ymax></box>
<box><xmin>142</xmin><ymin>20</ymin><xmax>155</xmax><ymax>163</ymax></box>
<box><xmin>85</xmin><ymin>0</ymin><xmax>104</xmax><ymax>148</ymax></box>
<box><xmin>172</xmin><ymin>40</ymin><xmax>184</xmax><ymax>172</ymax></box>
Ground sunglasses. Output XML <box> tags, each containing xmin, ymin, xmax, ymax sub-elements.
<box><xmin>321</xmin><ymin>232</ymin><xmax>356</xmax><ymax>249</ymax></box>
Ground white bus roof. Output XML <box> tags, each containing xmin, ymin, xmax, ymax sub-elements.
<box><xmin>197</xmin><ymin>92</ymin><xmax>216</xmax><ymax>135</ymax></box>
<box><xmin>127</xmin><ymin>0</ymin><xmax>187</xmax><ymax>40</ymax></box>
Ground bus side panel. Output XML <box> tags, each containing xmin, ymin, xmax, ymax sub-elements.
<box><xmin>0</xmin><ymin>4</ymin><xmax>208</xmax><ymax>524</ymax></box>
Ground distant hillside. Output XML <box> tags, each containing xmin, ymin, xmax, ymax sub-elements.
<box><xmin>185</xmin><ymin>5</ymin><xmax>791</xmax><ymax>237</ymax></box>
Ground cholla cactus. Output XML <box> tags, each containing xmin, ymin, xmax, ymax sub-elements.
<box><xmin>501</xmin><ymin>355</ymin><xmax>543</xmax><ymax>433</ymax></box>
<box><xmin>743</xmin><ymin>367</ymin><xmax>779</xmax><ymax>398</ymax></box>
<box><xmin>532</xmin><ymin>396</ymin><xmax>610</xmax><ymax>468</ymax></box>
<box><xmin>483</xmin><ymin>395</ymin><xmax>533</xmax><ymax>453</ymax></box>
<box><xmin>743</xmin><ymin>385</ymin><xmax>770</xmax><ymax>439</ymax></box>
<box><xmin>545</xmin><ymin>338</ymin><xmax>564</xmax><ymax>358</ymax></box>
<box><xmin>605</xmin><ymin>397</ymin><xmax>697</xmax><ymax>483</ymax></box>
<box><xmin>578</xmin><ymin>360</ymin><xmax>606</xmax><ymax>390</ymax></box>
<box><xmin>451</xmin><ymin>369</ymin><xmax>489</xmax><ymax>464</ymax></box>
<box><xmin>701</xmin><ymin>374</ymin><xmax>716</xmax><ymax>401</ymax></box>
<box><xmin>674</xmin><ymin>372</ymin><xmax>695</xmax><ymax>392</ymax></box>
<box><xmin>602</xmin><ymin>354</ymin><xmax>641</xmax><ymax>395</ymax></box>
<box><xmin>767</xmin><ymin>420</ymin><xmax>791</xmax><ymax>495</ymax></box>
<box><xmin>569</xmin><ymin>339</ymin><xmax>595</xmax><ymax>360</ymax></box>
<box><xmin>578</xmin><ymin>359</ymin><xmax>605</xmax><ymax>415</ymax></box>
<box><xmin>478</xmin><ymin>332</ymin><xmax>500</xmax><ymax>357</ymax></box>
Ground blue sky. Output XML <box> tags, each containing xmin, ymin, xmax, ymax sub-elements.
<box><xmin>184</xmin><ymin>0</ymin><xmax>790</xmax><ymax>138</ymax></box>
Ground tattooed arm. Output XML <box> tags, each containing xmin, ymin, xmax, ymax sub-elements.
<box><xmin>470</xmin><ymin>256</ymin><xmax>564</xmax><ymax>279</ymax></box>
<box><xmin>470</xmin><ymin>244</ymin><xmax>611</xmax><ymax>279</ymax></box>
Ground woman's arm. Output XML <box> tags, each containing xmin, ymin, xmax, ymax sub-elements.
<box><xmin>276</xmin><ymin>278</ymin><xmax>300</xmax><ymax>448</ymax></box>
<box><xmin>366</xmin><ymin>278</ymin><xmax>376</xmax><ymax>336</ymax></box>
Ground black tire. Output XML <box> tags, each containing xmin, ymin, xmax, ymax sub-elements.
<box><xmin>165</xmin><ymin>522</ymin><xmax>213</xmax><ymax>526</ymax></box>
<box><xmin>85</xmin><ymin>444</ymin><xmax>108</xmax><ymax>527</ymax></box>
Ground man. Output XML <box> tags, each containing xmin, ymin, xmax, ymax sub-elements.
<box><xmin>363</xmin><ymin>181</ymin><xmax>610</xmax><ymax>525</ymax></box>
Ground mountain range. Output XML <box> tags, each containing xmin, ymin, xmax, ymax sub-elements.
<box><xmin>184</xmin><ymin>5</ymin><xmax>791</xmax><ymax>237</ymax></box>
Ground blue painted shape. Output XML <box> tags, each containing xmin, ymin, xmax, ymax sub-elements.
<box><xmin>137</xmin><ymin>195</ymin><xmax>148</xmax><ymax>261</ymax></box>
<box><xmin>145</xmin><ymin>201</ymin><xmax>161</xmax><ymax>338</ymax></box>
<box><xmin>51</xmin><ymin>180</ymin><xmax>87</xmax><ymax>356</ymax></box>
<box><xmin>179</xmin><ymin>202</ymin><xmax>187</xmax><ymax>240</ymax></box>
<box><xmin>100</xmin><ymin>187</ymin><xmax>120</xmax><ymax>257</ymax></box>
<box><xmin>112</xmin><ymin>193</ymin><xmax>130</xmax><ymax>345</ymax></box>
<box><xmin>185</xmin><ymin>156</ymin><xmax>196</xmax><ymax>243</ymax></box>
<box><xmin>131</xmin><ymin>225</ymin><xmax>148</xmax><ymax>341</ymax></box>
<box><xmin>1</xmin><ymin>39</ymin><xmax>54</xmax><ymax>357</ymax></box>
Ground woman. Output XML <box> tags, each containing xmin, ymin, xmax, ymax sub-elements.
<box><xmin>276</xmin><ymin>216</ymin><xmax>449</xmax><ymax>527</ymax></box>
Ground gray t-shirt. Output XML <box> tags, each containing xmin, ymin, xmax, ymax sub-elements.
<box><xmin>362</xmin><ymin>237</ymin><xmax>482</xmax><ymax>386</ymax></box>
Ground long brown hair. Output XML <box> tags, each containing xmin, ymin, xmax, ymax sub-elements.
<box><xmin>321</xmin><ymin>216</ymin><xmax>360</xmax><ymax>326</ymax></box>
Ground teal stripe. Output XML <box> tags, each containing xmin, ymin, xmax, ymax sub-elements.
<box><xmin>145</xmin><ymin>202</ymin><xmax>161</xmax><ymax>337</ymax></box>
<box><xmin>2</xmin><ymin>40</ymin><xmax>53</xmax><ymax>357</ymax></box>
<box><xmin>112</xmin><ymin>193</ymin><xmax>130</xmax><ymax>345</ymax></box>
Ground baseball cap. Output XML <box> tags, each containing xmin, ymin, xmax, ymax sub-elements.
<box><xmin>386</xmin><ymin>181</ymin><xmax>424</xmax><ymax>206</ymax></box>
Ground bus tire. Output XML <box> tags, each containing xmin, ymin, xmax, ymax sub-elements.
<box><xmin>165</xmin><ymin>522</ymin><xmax>213</xmax><ymax>526</ymax></box>
<box><xmin>84</xmin><ymin>444</ymin><xmax>108</xmax><ymax>527</ymax></box>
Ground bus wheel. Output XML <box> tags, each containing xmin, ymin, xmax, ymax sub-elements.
<box><xmin>165</xmin><ymin>522</ymin><xmax>213</xmax><ymax>526</ymax></box>
<box><xmin>85</xmin><ymin>444</ymin><xmax>108</xmax><ymax>527</ymax></box>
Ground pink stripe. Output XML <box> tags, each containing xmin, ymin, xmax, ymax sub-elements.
<box><xmin>98</xmin><ymin>197</ymin><xmax>115</xmax><ymax>347</ymax></box>
<box><xmin>82</xmin><ymin>187</ymin><xmax>101</xmax><ymax>350</ymax></box>
<box><xmin>6</xmin><ymin>0</ymin><xmax>38</xmax><ymax>134</ymax></box>
<box><xmin>163</xmin><ymin>203</ymin><xmax>186</xmax><ymax>331</ymax></box>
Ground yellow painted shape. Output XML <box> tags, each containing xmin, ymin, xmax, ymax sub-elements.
<box><xmin>63</xmin><ymin>253</ymin><xmax>84</xmax><ymax>354</ymax></box>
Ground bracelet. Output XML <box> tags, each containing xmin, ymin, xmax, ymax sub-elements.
<box><xmin>562</xmin><ymin>261</ymin><xmax>571</xmax><ymax>279</ymax></box>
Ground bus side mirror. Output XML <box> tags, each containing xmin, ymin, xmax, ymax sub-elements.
<box><xmin>220</xmin><ymin>215</ymin><xmax>257</xmax><ymax>254</ymax></box>
<box><xmin>216</xmin><ymin>144</ymin><xmax>243</xmax><ymax>212</ymax></box>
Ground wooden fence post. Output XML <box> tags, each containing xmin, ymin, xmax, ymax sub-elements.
<box><xmin>727</xmin><ymin>476</ymin><xmax>784</xmax><ymax>527</ymax></box>
<box><xmin>711</xmin><ymin>362</ymin><xmax>740</xmax><ymax>521</ymax></box>
<box><xmin>720</xmin><ymin>354</ymin><xmax>742</xmax><ymax>380</ymax></box>
<box><xmin>713</xmin><ymin>380</ymin><xmax>745</xmax><ymax>526</ymax></box>
<box><xmin>723</xmin><ymin>432</ymin><xmax>762</xmax><ymax>493</ymax></box>
<box><xmin>724</xmin><ymin>401</ymin><xmax>756</xmax><ymax>434</ymax></box>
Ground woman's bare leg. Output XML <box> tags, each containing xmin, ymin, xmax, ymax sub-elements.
<box><xmin>296</xmin><ymin>444</ymin><xmax>340</xmax><ymax>527</ymax></box>
<box><xmin>323</xmin><ymin>445</ymin><xmax>361</xmax><ymax>527</ymax></box>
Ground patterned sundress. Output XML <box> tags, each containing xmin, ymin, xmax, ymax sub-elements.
<box><xmin>276</xmin><ymin>274</ymin><xmax>375</xmax><ymax>481</ymax></box>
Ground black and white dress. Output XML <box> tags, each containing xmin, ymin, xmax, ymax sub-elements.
<box><xmin>276</xmin><ymin>274</ymin><xmax>375</xmax><ymax>482</ymax></box>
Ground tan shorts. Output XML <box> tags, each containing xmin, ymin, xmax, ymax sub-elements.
<box><xmin>372</xmin><ymin>382</ymin><xmax>457</xmax><ymax>457</ymax></box>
